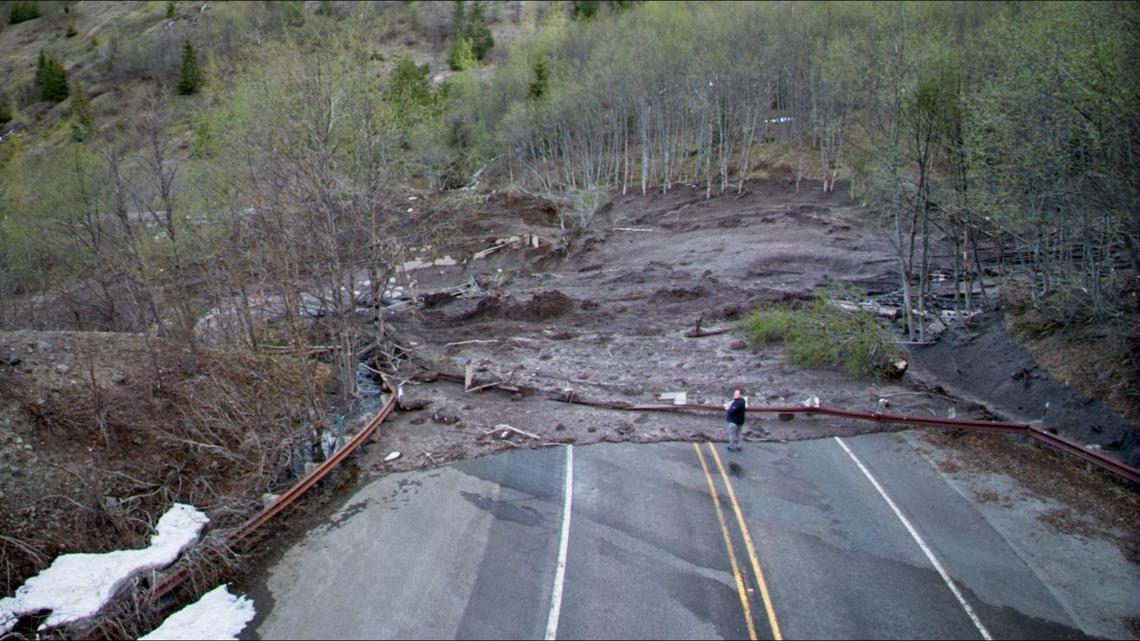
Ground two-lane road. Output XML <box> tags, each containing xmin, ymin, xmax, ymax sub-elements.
<box><xmin>247</xmin><ymin>433</ymin><xmax>1130</xmax><ymax>639</ymax></box>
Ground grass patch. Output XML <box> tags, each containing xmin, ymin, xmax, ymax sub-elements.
<box><xmin>743</xmin><ymin>295</ymin><xmax>904</xmax><ymax>380</ymax></box>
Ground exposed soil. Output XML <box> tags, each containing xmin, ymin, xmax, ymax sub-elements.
<box><xmin>365</xmin><ymin>175</ymin><xmax>1138</xmax><ymax>478</ymax></box>
<box><xmin>909</xmin><ymin>313</ymin><xmax>1139</xmax><ymax>457</ymax></box>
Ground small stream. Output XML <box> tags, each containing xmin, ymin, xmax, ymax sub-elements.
<box><xmin>288</xmin><ymin>362</ymin><xmax>388</xmax><ymax>477</ymax></box>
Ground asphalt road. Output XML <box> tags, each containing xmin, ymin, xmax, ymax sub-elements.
<box><xmin>247</xmin><ymin>433</ymin><xmax>1122</xmax><ymax>640</ymax></box>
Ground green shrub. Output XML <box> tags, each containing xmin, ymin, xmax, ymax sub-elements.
<box><xmin>742</xmin><ymin>296</ymin><xmax>904</xmax><ymax>380</ymax></box>
<box><xmin>69</xmin><ymin>80</ymin><xmax>94</xmax><ymax>141</ymax></box>
<box><xmin>8</xmin><ymin>1</ymin><xmax>41</xmax><ymax>25</ymax></box>
<box><xmin>448</xmin><ymin>37</ymin><xmax>475</xmax><ymax>71</ymax></box>
<box><xmin>742</xmin><ymin>306</ymin><xmax>796</xmax><ymax>344</ymax></box>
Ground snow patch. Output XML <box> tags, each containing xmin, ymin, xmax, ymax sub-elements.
<box><xmin>0</xmin><ymin>504</ymin><xmax>209</xmax><ymax>634</ymax></box>
<box><xmin>139</xmin><ymin>585</ymin><xmax>255</xmax><ymax>641</ymax></box>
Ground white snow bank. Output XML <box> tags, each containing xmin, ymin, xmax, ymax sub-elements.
<box><xmin>0</xmin><ymin>503</ymin><xmax>209</xmax><ymax>634</ymax></box>
<box><xmin>139</xmin><ymin>585</ymin><xmax>255</xmax><ymax>641</ymax></box>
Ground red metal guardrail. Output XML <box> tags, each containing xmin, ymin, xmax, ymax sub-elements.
<box><xmin>629</xmin><ymin>402</ymin><xmax>1140</xmax><ymax>485</ymax></box>
<box><xmin>433</xmin><ymin>369</ymin><xmax>1139</xmax><ymax>485</ymax></box>
<box><xmin>147</xmin><ymin>394</ymin><xmax>398</xmax><ymax>602</ymax></box>
<box><xmin>146</xmin><ymin>377</ymin><xmax>1138</xmax><ymax>605</ymax></box>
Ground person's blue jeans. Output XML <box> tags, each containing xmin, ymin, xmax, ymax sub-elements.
<box><xmin>726</xmin><ymin>421</ymin><xmax>743</xmax><ymax>451</ymax></box>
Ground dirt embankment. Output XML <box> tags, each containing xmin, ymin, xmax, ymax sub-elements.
<box><xmin>0</xmin><ymin>331</ymin><xmax>323</xmax><ymax>595</ymax></box>
<box><xmin>908</xmin><ymin>313</ymin><xmax>1139</xmax><ymax>461</ymax></box>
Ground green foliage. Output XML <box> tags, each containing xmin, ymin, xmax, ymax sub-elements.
<box><xmin>276</xmin><ymin>0</ymin><xmax>305</xmax><ymax>28</ymax></box>
<box><xmin>8</xmin><ymin>1</ymin><xmax>40</xmax><ymax>24</ymax></box>
<box><xmin>37</xmin><ymin>52</ymin><xmax>69</xmax><ymax>103</ymax></box>
<box><xmin>0</xmin><ymin>100</ymin><xmax>11</xmax><ymax>126</ymax></box>
<box><xmin>388</xmin><ymin>55</ymin><xmax>433</xmax><ymax>110</ymax></box>
<box><xmin>68</xmin><ymin>80</ymin><xmax>94</xmax><ymax>141</ymax></box>
<box><xmin>451</xmin><ymin>1</ymin><xmax>494</xmax><ymax>61</ymax></box>
<box><xmin>572</xmin><ymin>1</ymin><xmax>600</xmax><ymax>21</ymax></box>
<box><xmin>743</xmin><ymin>297</ymin><xmax>904</xmax><ymax>380</ymax></box>
<box><xmin>448</xmin><ymin>36</ymin><xmax>475</xmax><ymax>71</ymax></box>
<box><xmin>176</xmin><ymin>40</ymin><xmax>204</xmax><ymax>95</ymax></box>
<box><xmin>65</xmin><ymin>23</ymin><xmax>77</xmax><ymax>38</ymax></box>
<box><xmin>316</xmin><ymin>0</ymin><xmax>335</xmax><ymax>18</ymax></box>
<box><xmin>166</xmin><ymin>2</ymin><xmax>176</xmax><ymax>19</ymax></box>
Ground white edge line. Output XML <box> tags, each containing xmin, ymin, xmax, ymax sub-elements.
<box><xmin>834</xmin><ymin>437</ymin><xmax>993</xmax><ymax>641</ymax></box>
<box><xmin>545</xmin><ymin>444</ymin><xmax>574</xmax><ymax>640</ymax></box>
<box><xmin>901</xmin><ymin>432</ymin><xmax>1090</xmax><ymax>635</ymax></box>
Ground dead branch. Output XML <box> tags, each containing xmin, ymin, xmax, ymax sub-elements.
<box><xmin>494</xmin><ymin>424</ymin><xmax>542</xmax><ymax>440</ymax></box>
<box><xmin>0</xmin><ymin>535</ymin><xmax>47</xmax><ymax>564</ymax></box>
<box><xmin>684</xmin><ymin>313</ymin><xmax>730</xmax><ymax>337</ymax></box>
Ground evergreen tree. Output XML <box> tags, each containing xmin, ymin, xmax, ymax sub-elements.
<box><xmin>283</xmin><ymin>0</ymin><xmax>305</xmax><ymax>27</ymax></box>
<box><xmin>176</xmin><ymin>40</ymin><xmax>204</xmax><ymax>95</ymax></box>
<box><xmin>166</xmin><ymin>2</ymin><xmax>176</xmax><ymax>19</ymax></box>
<box><xmin>527</xmin><ymin>56</ymin><xmax>549</xmax><ymax>102</ymax></box>
<box><xmin>388</xmin><ymin>56</ymin><xmax>433</xmax><ymax>110</ymax></box>
<box><xmin>571</xmin><ymin>0</ymin><xmax>600</xmax><ymax>21</ymax></box>
<box><xmin>387</xmin><ymin>56</ymin><xmax>437</xmax><ymax>151</ymax></box>
<box><xmin>69</xmin><ymin>79</ymin><xmax>94</xmax><ymax>141</ymax></box>
<box><xmin>468</xmin><ymin>3</ymin><xmax>494</xmax><ymax>60</ymax></box>
<box><xmin>38</xmin><ymin>53</ymin><xmax>69</xmax><ymax>103</ymax></box>
<box><xmin>572</xmin><ymin>0</ymin><xmax>639</xmax><ymax>21</ymax></box>
<box><xmin>450</xmin><ymin>2</ymin><xmax>494</xmax><ymax>62</ymax></box>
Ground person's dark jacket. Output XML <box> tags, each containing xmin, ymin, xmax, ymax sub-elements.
<box><xmin>726</xmin><ymin>398</ymin><xmax>746</xmax><ymax>425</ymax></box>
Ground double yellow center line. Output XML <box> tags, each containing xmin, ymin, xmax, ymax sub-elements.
<box><xmin>693</xmin><ymin>442</ymin><xmax>783</xmax><ymax>641</ymax></box>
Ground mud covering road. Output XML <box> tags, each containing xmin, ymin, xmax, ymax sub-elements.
<box><xmin>367</xmin><ymin>179</ymin><xmax>939</xmax><ymax>474</ymax></box>
<box><xmin>361</xmin><ymin>176</ymin><xmax>1136</xmax><ymax>476</ymax></box>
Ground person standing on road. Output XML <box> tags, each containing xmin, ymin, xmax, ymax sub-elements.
<box><xmin>724</xmin><ymin>389</ymin><xmax>746</xmax><ymax>452</ymax></box>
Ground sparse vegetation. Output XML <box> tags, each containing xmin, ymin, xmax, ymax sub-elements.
<box><xmin>68</xmin><ymin>79</ymin><xmax>93</xmax><ymax>141</ymax></box>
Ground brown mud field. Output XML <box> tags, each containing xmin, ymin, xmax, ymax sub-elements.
<box><xmin>361</xmin><ymin>175</ymin><xmax>1137</xmax><ymax>475</ymax></box>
